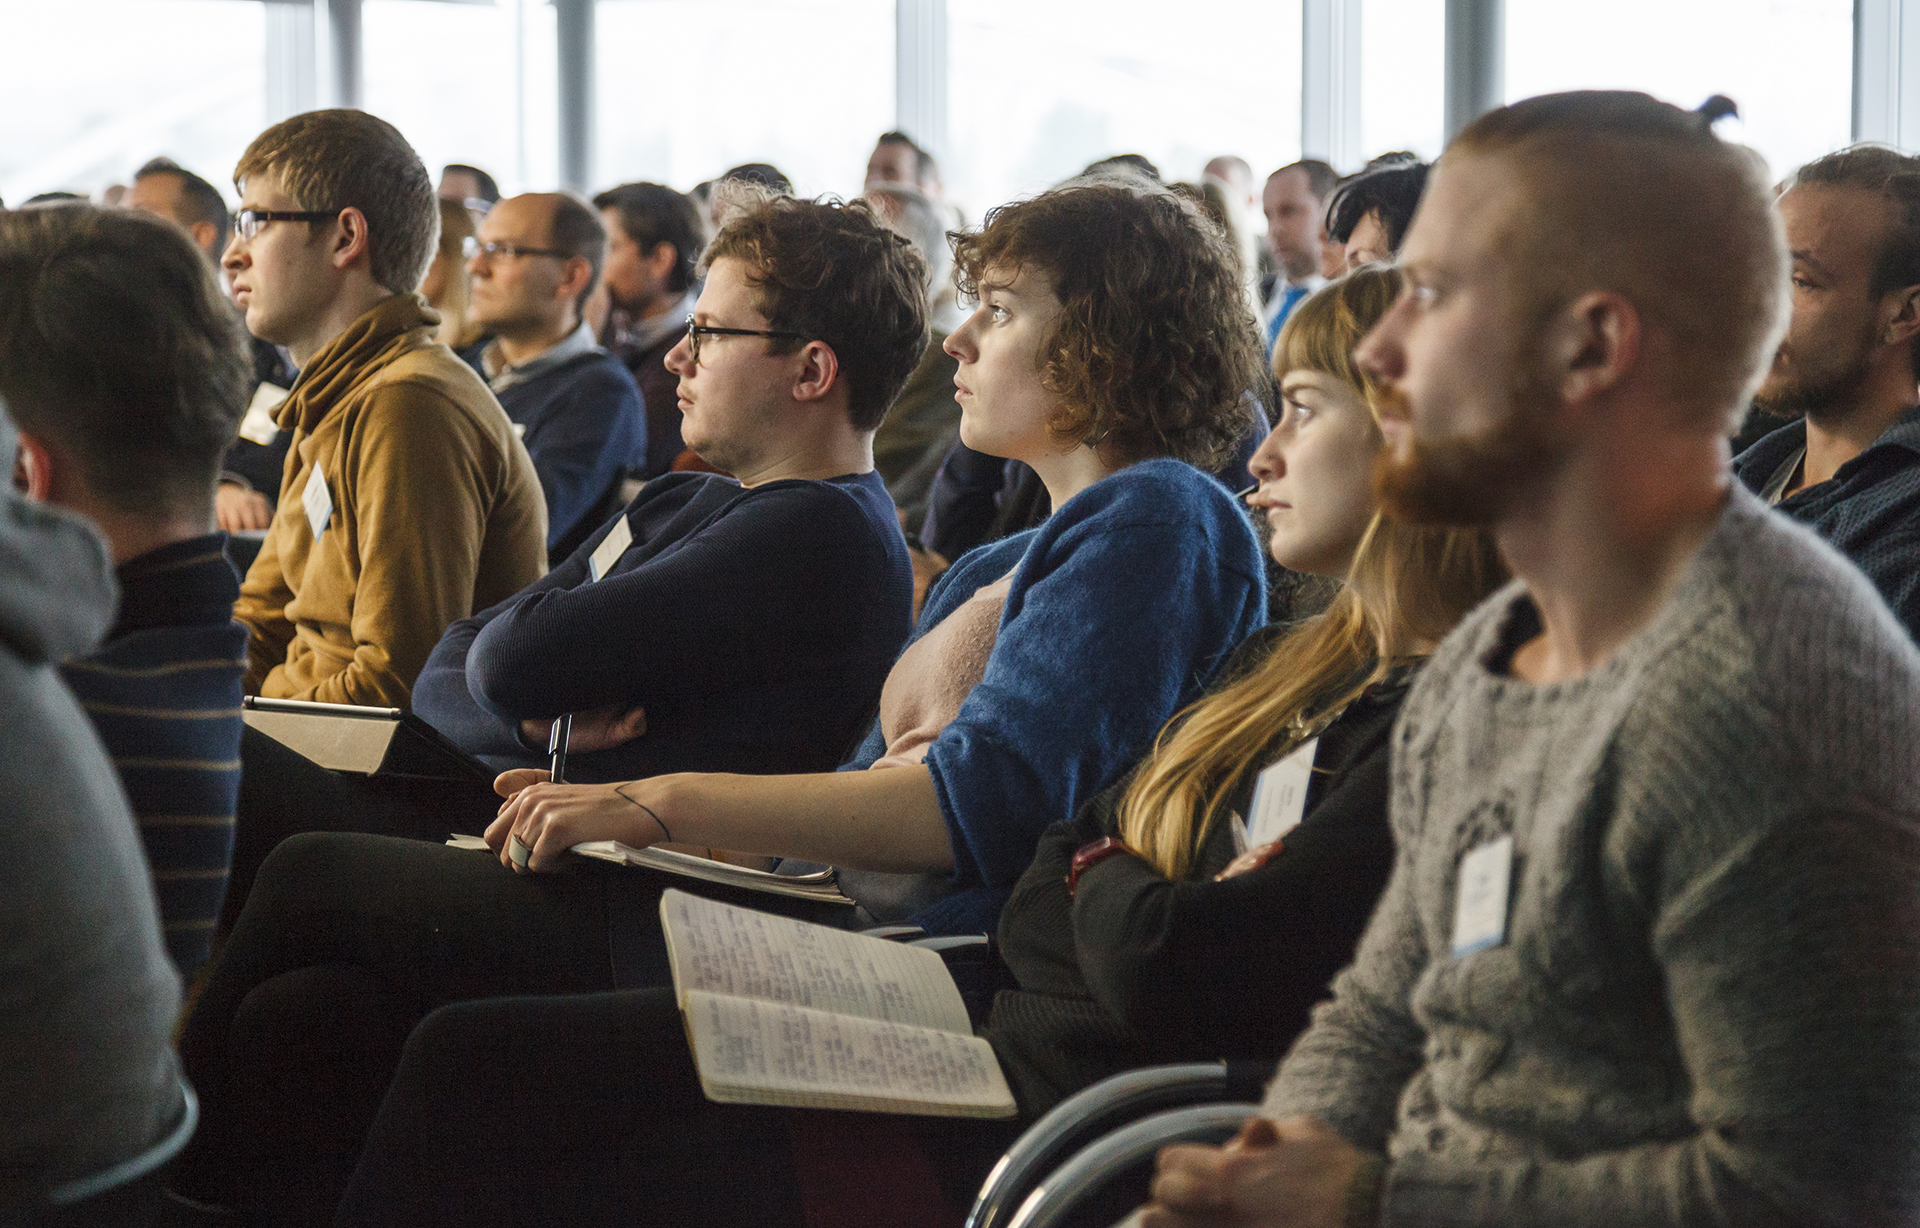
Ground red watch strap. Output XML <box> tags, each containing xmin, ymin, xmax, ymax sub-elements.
<box><xmin>1068</xmin><ymin>836</ymin><xmax>1139</xmax><ymax>897</ymax></box>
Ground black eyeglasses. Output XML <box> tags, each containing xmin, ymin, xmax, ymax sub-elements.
<box><xmin>232</xmin><ymin>209</ymin><xmax>337</xmax><ymax>240</ymax></box>
<box><xmin>463</xmin><ymin>237</ymin><xmax>571</xmax><ymax>262</ymax></box>
<box><xmin>684</xmin><ymin>314</ymin><xmax>810</xmax><ymax>365</ymax></box>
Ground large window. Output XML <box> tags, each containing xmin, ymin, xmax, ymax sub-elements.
<box><xmin>363</xmin><ymin>0</ymin><xmax>559</xmax><ymax>195</ymax></box>
<box><xmin>595</xmin><ymin>0</ymin><xmax>894</xmax><ymax>199</ymax></box>
<box><xmin>0</xmin><ymin>0</ymin><xmax>267</xmax><ymax>205</ymax></box>
<box><xmin>1360</xmin><ymin>0</ymin><xmax>1445</xmax><ymax>164</ymax></box>
<box><xmin>947</xmin><ymin>0</ymin><xmax>1303</xmax><ymax>218</ymax></box>
<box><xmin>1505</xmin><ymin>0</ymin><xmax>1853</xmax><ymax>182</ymax></box>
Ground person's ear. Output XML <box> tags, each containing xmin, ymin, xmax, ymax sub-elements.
<box><xmin>1554</xmin><ymin>290</ymin><xmax>1640</xmax><ymax>407</ymax></box>
<box><xmin>329</xmin><ymin>206</ymin><xmax>373</xmax><ymax>273</ymax></box>
<box><xmin>557</xmin><ymin>256</ymin><xmax>594</xmax><ymax>311</ymax></box>
<box><xmin>790</xmin><ymin>340</ymin><xmax>841</xmax><ymax>404</ymax></box>
<box><xmin>13</xmin><ymin>430</ymin><xmax>58</xmax><ymax>502</ymax></box>
<box><xmin>188</xmin><ymin>220</ymin><xmax>220</xmax><ymax>256</ymax></box>
<box><xmin>645</xmin><ymin>241</ymin><xmax>678</xmax><ymax>281</ymax></box>
<box><xmin>1882</xmin><ymin>283</ymin><xmax>1920</xmax><ymax>350</ymax></box>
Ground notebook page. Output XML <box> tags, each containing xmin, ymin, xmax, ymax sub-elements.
<box><xmin>661</xmin><ymin>889</ymin><xmax>970</xmax><ymax>1034</ymax></box>
<box><xmin>684</xmin><ymin>990</ymin><xmax>1015</xmax><ymax>1117</ymax></box>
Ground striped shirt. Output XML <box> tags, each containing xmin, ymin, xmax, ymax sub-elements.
<box><xmin>61</xmin><ymin>534</ymin><xmax>246</xmax><ymax>976</ymax></box>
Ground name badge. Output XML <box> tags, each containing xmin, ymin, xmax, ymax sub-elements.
<box><xmin>588</xmin><ymin>515</ymin><xmax>634</xmax><ymax>581</ymax></box>
<box><xmin>1245</xmin><ymin>737</ymin><xmax>1317</xmax><ymax>848</ymax></box>
<box><xmin>1450</xmin><ymin>834</ymin><xmax>1513</xmax><ymax>958</ymax></box>
<box><xmin>239</xmin><ymin>382</ymin><xmax>288</xmax><ymax>445</ymax></box>
<box><xmin>301</xmin><ymin>465</ymin><xmax>333</xmax><ymax>539</ymax></box>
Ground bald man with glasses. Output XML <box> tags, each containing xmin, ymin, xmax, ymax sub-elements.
<box><xmin>465</xmin><ymin>192</ymin><xmax>646</xmax><ymax>560</ymax></box>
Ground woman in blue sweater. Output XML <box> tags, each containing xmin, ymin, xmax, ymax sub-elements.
<box><xmin>171</xmin><ymin>180</ymin><xmax>1269</xmax><ymax>1221</ymax></box>
<box><xmin>483</xmin><ymin>180</ymin><xmax>1271</xmax><ymax>933</ymax></box>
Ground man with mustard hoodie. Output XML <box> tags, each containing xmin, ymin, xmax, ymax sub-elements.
<box><xmin>224</xmin><ymin>109</ymin><xmax>547</xmax><ymax>709</ymax></box>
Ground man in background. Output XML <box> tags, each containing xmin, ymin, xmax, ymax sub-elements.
<box><xmin>1734</xmin><ymin>145</ymin><xmax>1920</xmax><ymax>637</ymax></box>
<box><xmin>1259</xmin><ymin>159</ymin><xmax>1338</xmax><ymax>350</ymax></box>
<box><xmin>438</xmin><ymin>162</ymin><xmax>499</xmax><ymax>213</ymax></box>
<box><xmin>866</xmin><ymin>130</ymin><xmax>943</xmax><ymax>198</ymax></box>
<box><xmin>594</xmin><ymin>181</ymin><xmax>706</xmax><ymax>477</ymax></box>
<box><xmin>469</xmin><ymin>192</ymin><xmax>646</xmax><ymax>559</ymax></box>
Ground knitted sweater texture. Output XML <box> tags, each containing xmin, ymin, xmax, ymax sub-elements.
<box><xmin>1265</xmin><ymin>486</ymin><xmax>1920</xmax><ymax>1227</ymax></box>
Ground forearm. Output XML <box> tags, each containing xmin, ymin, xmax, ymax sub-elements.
<box><xmin>643</xmin><ymin>766</ymin><xmax>954</xmax><ymax>872</ymax></box>
<box><xmin>503</xmin><ymin>764</ymin><xmax>957</xmax><ymax>875</ymax></box>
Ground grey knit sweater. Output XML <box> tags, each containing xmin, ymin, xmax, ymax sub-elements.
<box><xmin>1265</xmin><ymin>485</ymin><xmax>1920</xmax><ymax>1227</ymax></box>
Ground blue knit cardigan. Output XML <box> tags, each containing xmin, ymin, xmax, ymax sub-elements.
<box><xmin>834</xmin><ymin>458</ymin><xmax>1269</xmax><ymax>935</ymax></box>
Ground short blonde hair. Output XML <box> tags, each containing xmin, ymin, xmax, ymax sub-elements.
<box><xmin>234</xmin><ymin>109</ymin><xmax>439</xmax><ymax>296</ymax></box>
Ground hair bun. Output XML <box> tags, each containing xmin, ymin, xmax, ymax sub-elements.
<box><xmin>1696</xmin><ymin>95</ymin><xmax>1739</xmax><ymax>125</ymax></box>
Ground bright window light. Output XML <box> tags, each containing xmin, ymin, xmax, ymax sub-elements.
<box><xmin>363</xmin><ymin>0</ymin><xmax>559</xmax><ymax>196</ymax></box>
<box><xmin>947</xmin><ymin>0</ymin><xmax>1304</xmax><ymax>218</ymax></box>
<box><xmin>0</xmin><ymin>0</ymin><xmax>266</xmax><ymax>205</ymax></box>
<box><xmin>1505</xmin><ymin>0</ymin><xmax>1854</xmax><ymax>182</ymax></box>
<box><xmin>596</xmin><ymin>0</ymin><xmax>894</xmax><ymax>200</ymax></box>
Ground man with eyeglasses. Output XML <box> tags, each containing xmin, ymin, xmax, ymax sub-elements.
<box><xmin>405</xmin><ymin>194</ymin><xmax>921</xmax><ymax>790</ymax></box>
<box><xmin>465</xmin><ymin>192</ymin><xmax>645</xmax><ymax>561</ymax></box>
<box><xmin>221</xmin><ymin>109</ymin><xmax>546</xmax><ymax>713</ymax></box>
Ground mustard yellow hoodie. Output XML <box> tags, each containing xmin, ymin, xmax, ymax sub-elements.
<box><xmin>235</xmin><ymin>294</ymin><xmax>547</xmax><ymax>707</ymax></box>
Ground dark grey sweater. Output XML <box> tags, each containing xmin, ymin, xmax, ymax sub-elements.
<box><xmin>1266</xmin><ymin>485</ymin><xmax>1920</xmax><ymax>1227</ymax></box>
<box><xmin>0</xmin><ymin>411</ymin><xmax>183</xmax><ymax>1209</ymax></box>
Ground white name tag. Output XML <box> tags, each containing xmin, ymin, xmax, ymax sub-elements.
<box><xmin>301</xmin><ymin>465</ymin><xmax>333</xmax><ymax>539</ymax></box>
<box><xmin>1450</xmin><ymin>835</ymin><xmax>1513</xmax><ymax>958</ymax></box>
<box><xmin>1245</xmin><ymin>737</ymin><xmax>1317</xmax><ymax>849</ymax></box>
<box><xmin>588</xmin><ymin>515</ymin><xmax>634</xmax><ymax>581</ymax></box>
<box><xmin>239</xmin><ymin>382</ymin><xmax>288</xmax><ymax>445</ymax></box>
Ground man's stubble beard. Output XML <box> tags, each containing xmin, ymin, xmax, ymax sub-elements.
<box><xmin>1370</xmin><ymin>361</ymin><xmax>1567</xmax><ymax>528</ymax></box>
<box><xmin>1749</xmin><ymin>325</ymin><xmax>1879</xmax><ymax>423</ymax></box>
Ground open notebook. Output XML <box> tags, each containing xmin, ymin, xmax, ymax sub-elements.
<box><xmin>661</xmin><ymin>888</ymin><xmax>1016</xmax><ymax>1118</ymax></box>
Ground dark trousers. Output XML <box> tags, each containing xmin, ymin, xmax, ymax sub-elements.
<box><xmin>174</xmin><ymin>832</ymin><xmax>860</xmax><ymax>1225</ymax></box>
<box><xmin>218</xmin><ymin>726</ymin><xmax>504</xmax><ymax>934</ymax></box>
<box><xmin>334</xmin><ymin>989</ymin><xmax>1018</xmax><ymax>1227</ymax></box>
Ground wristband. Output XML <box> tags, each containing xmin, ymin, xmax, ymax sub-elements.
<box><xmin>1067</xmin><ymin>836</ymin><xmax>1139</xmax><ymax>897</ymax></box>
<box><xmin>1343</xmin><ymin>1152</ymin><xmax>1387</xmax><ymax>1228</ymax></box>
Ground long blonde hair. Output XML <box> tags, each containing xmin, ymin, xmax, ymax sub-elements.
<box><xmin>1116</xmin><ymin>267</ymin><xmax>1505</xmax><ymax>879</ymax></box>
<box><xmin>428</xmin><ymin>198</ymin><xmax>484</xmax><ymax>349</ymax></box>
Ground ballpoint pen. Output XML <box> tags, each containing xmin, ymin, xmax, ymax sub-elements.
<box><xmin>511</xmin><ymin>714</ymin><xmax>572</xmax><ymax>870</ymax></box>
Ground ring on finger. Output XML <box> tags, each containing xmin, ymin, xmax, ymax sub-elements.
<box><xmin>509</xmin><ymin>833</ymin><xmax>533</xmax><ymax>870</ymax></box>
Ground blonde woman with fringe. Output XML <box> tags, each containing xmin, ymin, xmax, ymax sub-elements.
<box><xmin>985</xmin><ymin>265</ymin><xmax>1505</xmax><ymax>1116</ymax></box>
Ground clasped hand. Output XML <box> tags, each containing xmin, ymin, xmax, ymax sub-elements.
<box><xmin>484</xmin><ymin>769</ymin><xmax>675</xmax><ymax>873</ymax></box>
<box><xmin>518</xmin><ymin>702</ymin><xmax>648</xmax><ymax>755</ymax></box>
<box><xmin>1135</xmin><ymin>1115</ymin><xmax>1372</xmax><ymax>1228</ymax></box>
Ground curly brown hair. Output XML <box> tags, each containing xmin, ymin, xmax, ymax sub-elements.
<box><xmin>702</xmin><ymin>195</ymin><xmax>928</xmax><ymax>431</ymax></box>
<box><xmin>953</xmin><ymin>180</ymin><xmax>1265</xmax><ymax>469</ymax></box>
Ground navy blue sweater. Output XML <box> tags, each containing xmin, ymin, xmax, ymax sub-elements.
<box><xmin>1733</xmin><ymin>406</ymin><xmax>1920</xmax><ymax>639</ymax></box>
<box><xmin>414</xmin><ymin>470</ymin><xmax>912</xmax><ymax>783</ymax></box>
<box><xmin>494</xmin><ymin>351</ymin><xmax>647</xmax><ymax>554</ymax></box>
<box><xmin>833</xmin><ymin>459</ymin><xmax>1270</xmax><ymax>935</ymax></box>
<box><xmin>59</xmin><ymin>534</ymin><xmax>247</xmax><ymax>976</ymax></box>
